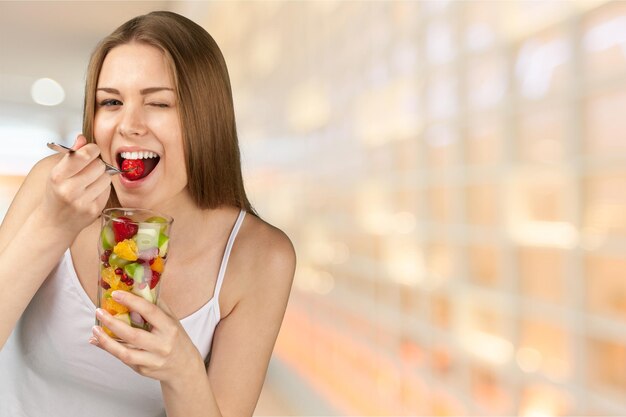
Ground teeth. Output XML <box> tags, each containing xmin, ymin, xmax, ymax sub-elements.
<box><xmin>120</xmin><ymin>151</ymin><xmax>158</xmax><ymax>160</ymax></box>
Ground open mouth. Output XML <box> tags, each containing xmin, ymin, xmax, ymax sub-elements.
<box><xmin>116</xmin><ymin>151</ymin><xmax>160</xmax><ymax>181</ymax></box>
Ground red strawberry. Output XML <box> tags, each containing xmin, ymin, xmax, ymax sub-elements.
<box><xmin>150</xmin><ymin>270</ymin><xmax>161</xmax><ymax>289</ymax></box>
<box><xmin>112</xmin><ymin>216</ymin><xmax>138</xmax><ymax>242</ymax></box>
<box><xmin>121</xmin><ymin>159</ymin><xmax>145</xmax><ymax>181</ymax></box>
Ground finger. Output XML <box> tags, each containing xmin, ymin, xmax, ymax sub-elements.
<box><xmin>78</xmin><ymin>158</ymin><xmax>108</xmax><ymax>188</ymax></box>
<box><xmin>56</xmin><ymin>144</ymin><xmax>102</xmax><ymax>179</ymax></box>
<box><xmin>71</xmin><ymin>134</ymin><xmax>88</xmax><ymax>151</ymax></box>
<box><xmin>54</xmin><ymin>159</ymin><xmax>107</xmax><ymax>203</ymax></box>
<box><xmin>95</xmin><ymin>308</ymin><xmax>161</xmax><ymax>352</ymax></box>
<box><xmin>92</xmin><ymin>325</ymin><xmax>153</xmax><ymax>366</ymax></box>
<box><xmin>111</xmin><ymin>291</ymin><xmax>170</xmax><ymax>330</ymax></box>
<box><xmin>83</xmin><ymin>172</ymin><xmax>112</xmax><ymax>203</ymax></box>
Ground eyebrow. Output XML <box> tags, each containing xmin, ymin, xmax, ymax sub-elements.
<box><xmin>97</xmin><ymin>87</ymin><xmax>174</xmax><ymax>95</ymax></box>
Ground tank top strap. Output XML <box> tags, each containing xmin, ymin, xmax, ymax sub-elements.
<box><xmin>213</xmin><ymin>209</ymin><xmax>246</xmax><ymax>302</ymax></box>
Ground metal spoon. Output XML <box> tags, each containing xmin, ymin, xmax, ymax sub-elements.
<box><xmin>46</xmin><ymin>142</ymin><xmax>132</xmax><ymax>175</ymax></box>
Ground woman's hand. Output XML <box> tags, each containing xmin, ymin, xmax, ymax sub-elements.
<box><xmin>90</xmin><ymin>290</ymin><xmax>205</xmax><ymax>384</ymax></box>
<box><xmin>41</xmin><ymin>134</ymin><xmax>111</xmax><ymax>235</ymax></box>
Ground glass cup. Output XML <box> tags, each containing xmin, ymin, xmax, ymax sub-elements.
<box><xmin>96</xmin><ymin>208</ymin><xmax>173</xmax><ymax>339</ymax></box>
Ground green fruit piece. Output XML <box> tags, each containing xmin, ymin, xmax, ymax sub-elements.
<box><xmin>114</xmin><ymin>312</ymin><xmax>131</xmax><ymax>326</ymax></box>
<box><xmin>145</xmin><ymin>216</ymin><xmax>169</xmax><ymax>230</ymax></box>
<box><xmin>132</xmin><ymin>284</ymin><xmax>154</xmax><ymax>303</ymax></box>
<box><xmin>158</xmin><ymin>233</ymin><xmax>170</xmax><ymax>257</ymax></box>
<box><xmin>123</xmin><ymin>263</ymin><xmax>143</xmax><ymax>280</ymax></box>
<box><xmin>134</xmin><ymin>223</ymin><xmax>161</xmax><ymax>251</ymax></box>
<box><xmin>109</xmin><ymin>253</ymin><xmax>130</xmax><ymax>268</ymax></box>
<box><xmin>100</xmin><ymin>225</ymin><xmax>115</xmax><ymax>250</ymax></box>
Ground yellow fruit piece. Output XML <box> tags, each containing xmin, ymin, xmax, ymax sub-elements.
<box><xmin>150</xmin><ymin>256</ymin><xmax>164</xmax><ymax>273</ymax></box>
<box><xmin>102</xmin><ymin>275</ymin><xmax>131</xmax><ymax>292</ymax></box>
<box><xmin>102</xmin><ymin>295</ymin><xmax>129</xmax><ymax>315</ymax></box>
<box><xmin>101</xmin><ymin>267</ymin><xmax>120</xmax><ymax>289</ymax></box>
<box><xmin>113</xmin><ymin>239</ymin><xmax>138</xmax><ymax>261</ymax></box>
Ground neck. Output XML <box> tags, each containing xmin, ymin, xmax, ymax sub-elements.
<box><xmin>154</xmin><ymin>192</ymin><xmax>241</xmax><ymax>253</ymax></box>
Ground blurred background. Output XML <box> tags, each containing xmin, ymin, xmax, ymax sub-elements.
<box><xmin>1</xmin><ymin>0</ymin><xmax>626</xmax><ymax>415</ymax></box>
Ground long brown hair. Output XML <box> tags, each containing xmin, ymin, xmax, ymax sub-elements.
<box><xmin>83</xmin><ymin>11</ymin><xmax>254</xmax><ymax>213</ymax></box>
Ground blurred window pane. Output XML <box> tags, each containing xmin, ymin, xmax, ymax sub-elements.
<box><xmin>467</xmin><ymin>54</ymin><xmax>507</xmax><ymax>110</ymax></box>
<box><xmin>431</xmin><ymin>293</ymin><xmax>451</xmax><ymax>329</ymax></box>
<box><xmin>585</xmin><ymin>252</ymin><xmax>626</xmax><ymax>321</ymax></box>
<box><xmin>517</xmin><ymin>246</ymin><xmax>565</xmax><ymax>304</ymax></box>
<box><xmin>464</xmin><ymin>1</ymin><xmax>500</xmax><ymax>53</ymax></box>
<box><xmin>518</xmin><ymin>383</ymin><xmax>574</xmax><ymax>416</ymax></box>
<box><xmin>465</xmin><ymin>117</ymin><xmax>503</xmax><ymax>166</ymax></box>
<box><xmin>514</xmin><ymin>30</ymin><xmax>571</xmax><ymax>101</ymax></box>
<box><xmin>585</xmin><ymin>88</ymin><xmax>626</xmax><ymax>156</ymax></box>
<box><xmin>424</xmin><ymin>124</ymin><xmax>459</xmax><ymax>169</ymax></box>
<box><xmin>425</xmin><ymin>242</ymin><xmax>456</xmax><ymax>286</ymax></box>
<box><xmin>587</xmin><ymin>336</ymin><xmax>626</xmax><ymax>400</ymax></box>
<box><xmin>425</xmin><ymin>19</ymin><xmax>456</xmax><ymax>65</ymax></box>
<box><xmin>467</xmin><ymin>244</ymin><xmax>501</xmax><ymax>288</ymax></box>
<box><xmin>583</xmin><ymin>2</ymin><xmax>626</xmax><ymax>81</ymax></box>
<box><xmin>470</xmin><ymin>365</ymin><xmax>513</xmax><ymax>415</ymax></box>
<box><xmin>518</xmin><ymin>107</ymin><xmax>567</xmax><ymax>163</ymax></box>
<box><xmin>583</xmin><ymin>170</ymin><xmax>626</xmax><ymax>239</ymax></box>
<box><xmin>427</xmin><ymin>185</ymin><xmax>454</xmax><ymax>223</ymax></box>
<box><xmin>466</xmin><ymin>183</ymin><xmax>499</xmax><ymax>226</ymax></box>
<box><xmin>519</xmin><ymin>318</ymin><xmax>572</xmax><ymax>381</ymax></box>
<box><xmin>425</xmin><ymin>73</ymin><xmax>458</xmax><ymax>120</ymax></box>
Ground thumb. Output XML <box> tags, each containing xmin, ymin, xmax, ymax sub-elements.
<box><xmin>71</xmin><ymin>134</ymin><xmax>88</xmax><ymax>151</ymax></box>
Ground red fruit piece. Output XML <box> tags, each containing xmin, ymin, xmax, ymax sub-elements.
<box><xmin>112</xmin><ymin>216</ymin><xmax>138</xmax><ymax>242</ymax></box>
<box><xmin>101</xmin><ymin>249</ymin><xmax>112</xmax><ymax>262</ymax></box>
<box><xmin>150</xmin><ymin>270</ymin><xmax>161</xmax><ymax>289</ymax></box>
<box><xmin>121</xmin><ymin>159</ymin><xmax>145</xmax><ymax>181</ymax></box>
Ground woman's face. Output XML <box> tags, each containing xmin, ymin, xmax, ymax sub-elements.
<box><xmin>94</xmin><ymin>42</ymin><xmax>187</xmax><ymax>209</ymax></box>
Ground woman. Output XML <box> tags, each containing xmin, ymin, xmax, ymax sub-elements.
<box><xmin>0</xmin><ymin>11</ymin><xmax>295</xmax><ymax>417</ymax></box>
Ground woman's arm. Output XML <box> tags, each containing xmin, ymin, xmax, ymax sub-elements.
<box><xmin>165</xmin><ymin>229</ymin><xmax>295</xmax><ymax>417</ymax></box>
<box><xmin>0</xmin><ymin>136</ymin><xmax>111</xmax><ymax>349</ymax></box>
<box><xmin>205</xmin><ymin>229</ymin><xmax>295</xmax><ymax>416</ymax></box>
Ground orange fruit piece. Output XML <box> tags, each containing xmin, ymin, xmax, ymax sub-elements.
<box><xmin>150</xmin><ymin>256</ymin><xmax>164</xmax><ymax>273</ymax></box>
<box><xmin>113</xmin><ymin>239</ymin><xmax>138</xmax><ymax>261</ymax></box>
<box><xmin>101</xmin><ymin>267</ymin><xmax>121</xmax><ymax>289</ymax></box>
<box><xmin>102</xmin><ymin>295</ymin><xmax>129</xmax><ymax>315</ymax></box>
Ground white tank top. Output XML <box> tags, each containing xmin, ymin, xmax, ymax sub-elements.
<box><xmin>0</xmin><ymin>210</ymin><xmax>246</xmax><ymax>417</ymax></box>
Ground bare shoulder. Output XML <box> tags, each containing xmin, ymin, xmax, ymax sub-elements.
<box><xmin>241</xmin><ymin>214</ymin><xmax>295</xmax><ymax>281</ymax></box>
<box><xmin>227</xmin><ymin>213</ymin><xmax>296</xmax><ymax>303</ymax></box>
<box><xmin>243</xmin><ymin>214</ymin><xmax>295</xmax><ymax>263</ymax></box>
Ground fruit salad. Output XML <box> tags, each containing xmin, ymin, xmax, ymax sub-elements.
<box><xmin>96</xmin><ymin>208</ymin><xmax>173</xmax><ymax>339</ymax></box>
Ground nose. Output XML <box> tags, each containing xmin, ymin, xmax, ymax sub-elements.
<box><xmin>118</xmin><ymin>102</ymin><xmax>148</xmax><ymax>137</ymax></box>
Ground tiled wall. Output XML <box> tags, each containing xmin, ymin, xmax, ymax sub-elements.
<box><xmin>201</xmin><ymin>1</ymin><xmax>626</xmax><ymax>415</ymax></box>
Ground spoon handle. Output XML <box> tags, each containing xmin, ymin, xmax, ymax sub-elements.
<box><xmin>46</xmin><ymin>142</ymin><xmax>125</xmax><ymax>175</ymax></box>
